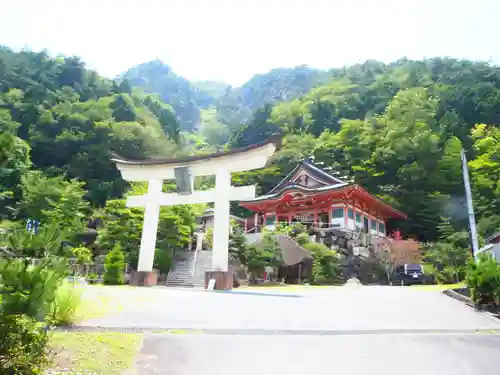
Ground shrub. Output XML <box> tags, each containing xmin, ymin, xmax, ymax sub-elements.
<box><xmin>203</xmin><ymin>227</ymin><xmax>213</xmax><ymax>249</ymax></box>
<box><xmin>0</xmin><ymin>257</ymin><xmax>67</xmax><ymax>320</ymax></box>
<box><xmin>422</xmin><ymin>263</ymin><xmax>437</xmax><ymax>284</ymax></box>
<box><xmin>0</xmin><ymin>314</ymin><xmax>51</xmax><ymax>375</ymax></box>
<box><xmin>154</xmin><ymin>248</ymin><xmax>173</xmax><ymax>275</ymax></box>
<box><xmin>295</xmin><ymin>232</ymin><xmax>310</xmax><ymax>247</ymax></box>
<box><xmin>47</xmin><ymin>281</ymin><xmax>83</xmax><ymax>326</ymax></box>
<box><xmin>466</xmin><ymin>254</ymin><xmax>500</xmax><ymax>308</ymax></box>
<box><xmin>305</xmin><ymin>242</ymin><xmax>342</xmax><ymax>285</ymax></box>
<box><xmin>103</xmin><ymin>242</ymin><xmax>125</xmax><ymax>285</ymax></box>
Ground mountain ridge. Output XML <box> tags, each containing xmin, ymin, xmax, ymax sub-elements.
<box><xmin>119</xmin><ymin>60</ymin><xmax>332</xmax><ymax>130</ymax></box>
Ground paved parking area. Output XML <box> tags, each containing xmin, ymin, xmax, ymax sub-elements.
<box><xmin>83</xmin><ymin>286</ymin><xmax>500</xmax><ymax>332</ymax></box>
<box><xmin>82</xmin><ymin>286</ymin><xmax>500</xmax><ymax>374</ymax></box>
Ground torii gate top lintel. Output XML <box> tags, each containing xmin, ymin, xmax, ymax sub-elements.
<box><xmin>111</xmin><ymin>135</ymin><xmax>282</xmax><ymax>181</ymax></box>
<box><xmin>110</xmin><ymin>136</ymin><xmax>281</xmax><ymax>275</ymax></box>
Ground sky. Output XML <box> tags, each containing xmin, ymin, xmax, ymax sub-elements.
<box><xmin>1</xmin><ymin>0</ymin><xmax>499</xmax><ymax>86</ymax></box>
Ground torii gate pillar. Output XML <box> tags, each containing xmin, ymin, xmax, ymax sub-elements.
<box><xmin>111</xmin><ymin>137</ymin><xmax>280</xmax><ymax>289</ymax></box>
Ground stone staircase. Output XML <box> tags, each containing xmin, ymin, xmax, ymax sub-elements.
<box><xmin>192</xmin><ymin>250</ymin><xmax>213</xmax><ymax>287</ymax></box>
<box><xmin>165</xmin><ymin>250</ymin><xmax>213</xmax><ymax>288</ymax></box>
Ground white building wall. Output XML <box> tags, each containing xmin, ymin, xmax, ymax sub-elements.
<box><xmin>352</xmin><ymin>206</ymin><xmax>387</xmax><ymax>237</ymax></box>
<box><xmin>330</xmin><ymin>205</ymin><xmax>345</xmax><ymax>228</ymax></box>
<box><xmin>346</xmin><ymin>207</ymin><xmax>355</xmax><ymax>230</ymax></box>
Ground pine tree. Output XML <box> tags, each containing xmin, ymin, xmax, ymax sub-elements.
<box><xmin>437</xmin><ymin>216</ymin><xmax>454</xmax><ymax>241</ymax></box>
<box><xmin>103</xmin><ymin>243</ymin><xmax>126</xmax><ymax>285</ymax></box>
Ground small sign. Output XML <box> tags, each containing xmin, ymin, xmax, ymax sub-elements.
<box><xmin>207</xmin><ymin>278</ymin><xmax>216</xmax><ymax>290</ymax></box>
<box><xmin>26</xmin><ymin>219</ymin><xmax>40</xmax><ymax>234</ymax></box>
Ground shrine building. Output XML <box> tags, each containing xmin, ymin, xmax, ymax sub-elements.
<box><xmin>240</xmin><ymin>158</ymin><xmax>406</xmax><ymax>236</ymax></box>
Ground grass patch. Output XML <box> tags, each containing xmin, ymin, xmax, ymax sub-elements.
<box><xmin>74</xmin><ymin>286</ymin><xmax>127</xmax><ymax>322</ymax></box>
<box><xmin>49</xmin><ymin>332</ymin><xmax>142</xmax><ymax>375</ymax></box>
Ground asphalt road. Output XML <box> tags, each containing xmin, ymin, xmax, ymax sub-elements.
<box><xmin>132</xmin><ymin>332</ymin><xmax>500</xmax><ymax>375</ymax></box>
<box><xmin>82</xmin><ymin>286</ymin><xmax>500</xmax><ymax>374</ymax></box>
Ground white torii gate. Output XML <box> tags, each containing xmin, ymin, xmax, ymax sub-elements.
<box><xmin>111</xmin><ymin>138</ymin><xmax>280</xmax><ymax>279</ymax></box>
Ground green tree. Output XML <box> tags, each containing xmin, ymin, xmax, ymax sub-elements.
<box><xmin>304</xmin><ymin>242</ymin><xmax>342</xmax><ymax>285</ymax></box>
<box><xmin>98</xmin><ymin>185</ymin><xmax>202</xmax><ymax>270</ymax></box>
<box><xmin>111</xmin><ymin>94</ymin><xmax>137</xmax><ymax>122</ymax></box>
<box><xmin>116</xmin><ymin>78</ymin><xmax>132</xmax><ymax>94</ymax></box>
<box><xmin>466</xmin><ymin>254</ymin><xmax>500</xmax><ymax>307</ymax></box>
<box><xmin>17</xmin><ymin>171</ymin><xmax>89</xmax><ymax>235</ymax></box>
<box><xmin>0</xmin><ymin>108</ymin><xmax>31</xmax><ymax>218</ymax></box>
<box><xmin>103</xmin><ymin>242</ymin><xmax>126</xmax><ymax>285</ymax></box>
<box><xmin>0</xmin><ymin>257</ymin><xmax>68</xmax><ymax>320</ymax></box>
<box><xmin>244</xmin><ymin>234</ymin><xmax>283</xmax><ymax>280</ymax></box>
<box><xmin>229</xmin><ymin>231</ymin><xmax>248</xmax><ymax>265</ymax></box>
<box><xmin>231</xmin><ymin>104</ymin><xmax>280</xmax><ymax>148</ymax></box>
<box><xmin>423</xmin><ymin>217</ymin><xmax>471</xmax><ymax>283</ymax></box>
<box><xmin>469</xmin><ymin>124</ymin><xmax>500</xmax><ymax>218</ymax></box>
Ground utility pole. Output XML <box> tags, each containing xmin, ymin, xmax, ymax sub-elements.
<box><xmin>460</xmin><ymin>149</ymin><xmax>480</xmax><ymax>256</ymax></box>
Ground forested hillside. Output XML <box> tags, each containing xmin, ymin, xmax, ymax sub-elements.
<box><xmin>231</xmin><ymin>59</ymin><xmax>500</xmax><ymax>242</ymax></box>
<box><xmin>0</xmin><ymin>46</ymin><xmax>184</xmax><ymax>214</ymax></box>
<box><xmin>121</xmin><ymin>61</ymin><xmax>330</xmax><ymax>132</ymax></box>
<box><xmin>1</xmin><ymin>46</ymin><xmax>500</xmax><ymax>245</ymax></box>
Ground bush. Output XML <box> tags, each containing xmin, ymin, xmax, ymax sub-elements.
<box><xmin>0</xmin><ymin>314</ymin><xmax>51</xmax><ymax>375</ymax></box>
<box><xmin>47</xmin><ymin>281</ymin><xmax>83</xmax><ymax>326</ymax></box>
<box><xmin>203</xmin><ymin>227</ymin><xmax>213</xmax><ymax>249</ymax></box>
<box><xmin>466</xmin><ymin>254</ymin><xmax>500</xmax><ymax>308</ymax></box>
<box><xmin>304</xmin><ymin>242</ymin><xmax>342</xmax><ymax>285</ymax></box>
<box><xmin>295</xmin><ymin>232</ymin><xmax>310</xmax><ymax>247</ymax></box>
<box><xmin>103</xmin><ymin>242</ymin><xmax>126</xmax><ymax>285</ymax></box>
<box><xmin>422</xmin><ymin>263</ymin><xmax>437</xmax><ymax>284</ymax></box>
<box><xmin>0</xmin><ymin>257</ymin><xmax>67</xmax><ymax>320</ymax></box>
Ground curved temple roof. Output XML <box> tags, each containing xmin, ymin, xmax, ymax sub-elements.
<box><xmin>240</xmin><ymin>183</ymin><xmax>406</xmax><ymax>220</ymax></box>
<box><xmin>110</xmin><ymin>135</ymin><xmax>282</xmax><ymax>166</ymax></box>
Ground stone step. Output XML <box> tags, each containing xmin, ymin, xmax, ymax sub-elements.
<box><xmin>165</xmin><ymin>250</ymin><xmax>213</xmax><ymax>288</ymax></box>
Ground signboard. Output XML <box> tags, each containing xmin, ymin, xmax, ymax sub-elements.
<box><xmin>207</xmin><ymin>278</ymin><xmax>216</xmax><ymax>290</ymax></box>
<box><xmin>26</xmin><ymin>219</ymin><xmax>40</xmax><ymax>234</ymax></box>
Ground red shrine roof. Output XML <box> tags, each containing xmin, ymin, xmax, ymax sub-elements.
<box><xmin>240</xmin><ymin>159</ymin><xmax>406</xmax><ymax>220</ymax></box>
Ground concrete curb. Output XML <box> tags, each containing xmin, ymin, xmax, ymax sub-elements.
<box><xmin>443</xmin><ymin>289</ymin><xmax>500</xmax><ymax>322</ymax></box>
<box><xmin>52</xmin><ymin>326</ymin><xmax>500</xmax><ymax>335</ymax></box>
<box><xmin>443</xmin><ymin>289</ymin><xmax>473</xmax><ymax>306</ymax></box>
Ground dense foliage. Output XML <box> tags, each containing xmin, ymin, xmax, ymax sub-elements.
<box><xmin>103</xmin><ymin>242</ymin><xmax>126</xmax><ymax>285</ymax></box>
<box><xmin>466</xmin><ymin>254</ymin><xmax>500</xmax><ymax>308</ymax></box>
<box><xmin>97</xmin><ymin>183</ymin><xmax>203</xmax><ymax>272</ymax></box>
<box><xmin>0</xmin><ymin>46</ymin><xmax>182</xmax><ymax>211</ymax></box>
<box><xmin>121</xmin><ymin>61</ymin><xmax>329</xmax><ymax>132</ymax></box>
<box><xmin>2</xmin><ymin>45</ymin><xmax>500</xmax><ymax>248</ymax></box>
<box><xmin>229</xmin><ymin>59</ymin><xmax>500</xmax><ymax>242</ymax></box>
<box><xmin>0</xmin><ymin>314</ymin><xmax>51</xmax><ymax>375</ymax></box>
<box><xmin>304</xmin><ymin>242</ymin><xmax>343</xmax><ymax>285</ymax></box>
<box><xmin>0</xmin><ymin>257</ymin><xmax>68</xmax><ymax>320</ymax></box>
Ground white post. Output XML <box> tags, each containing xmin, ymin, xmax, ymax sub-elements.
<box><xmin>461</xmin><ymin>149</ymin><xmax>480</xmax><ymax>257</ymax></box>
<box><xmin>196</xmin><ymin>232</ymin><xmax>204</xmax><ymax>251</ymax></box>
<box><xmin>212</xmin><ymin>169</ymin><xmax>231</xmax><ymax>271</ymax></box>
<box><xmin>137</xmin><ymin>179</ymin><xmax>162</xmax><ymax>271</ymax></box>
